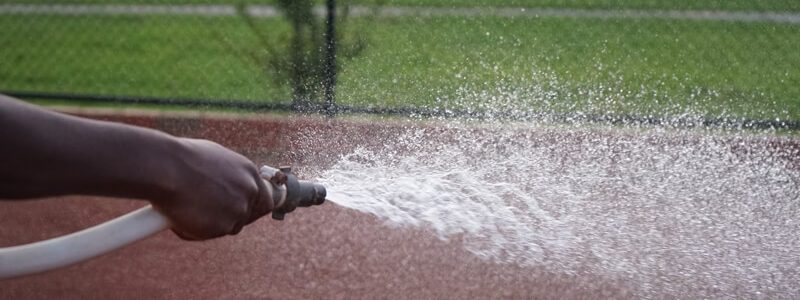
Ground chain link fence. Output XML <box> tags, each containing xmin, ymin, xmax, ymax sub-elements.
<box><xmin>0</xmin><ymin>2</ymin><xmax>321</xmax><ymax>109</ymax></box>
<box><xmin>1</xmin><ymin>1</ymin><xmax>799</xmax><ymax>128</ymax></box>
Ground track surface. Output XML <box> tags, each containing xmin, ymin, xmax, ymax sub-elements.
<box><xmin>1</xmin><ymin>110</ymin><xmax>797</xmax><ymax>299</ymax></box>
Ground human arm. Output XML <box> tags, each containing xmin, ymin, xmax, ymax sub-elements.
<box><xmin>0</xmin><ymin>94</ymin><xmax>274</xmax><ymax>240</ymax></box>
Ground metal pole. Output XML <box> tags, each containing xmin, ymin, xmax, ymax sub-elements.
<box><xmin>322</xmin><ymin>0</ymin><xmax>337</xmax><ymax>116</ymax></box>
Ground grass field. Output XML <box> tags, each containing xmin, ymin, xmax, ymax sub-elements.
<box><xmin>339</xmin><ymin>17</ymin><xmax>800</xmax><ymax>119</ymax></box>
<box><xmin>0</xmin><ymin>15</ymin><xmax>290</xmax><ymax>102</ymax></box>
<box><xmin>3</xmin><ymin>0</ymin><xmax>800</xmax><ymax>12</ymax></box>
<box><xmin>1</xmin><ymin>7</ymin><xmax>799</xmax><ymax>120</ymax></box>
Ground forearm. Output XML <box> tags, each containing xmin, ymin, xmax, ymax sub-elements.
<box><xmin>0</xmin><ymin>95</ymin><xmax>181</xmax><ymax>201</ymax></box>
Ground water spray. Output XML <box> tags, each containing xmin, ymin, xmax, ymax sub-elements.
<box><xmin>0</xmin><ymin>165</ymin><xmax>326</xmax><ymax>280</ymax></box>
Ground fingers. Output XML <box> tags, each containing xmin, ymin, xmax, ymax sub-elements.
<box><xmin>161</xmin><ymin>138</ymin><xmax>275</xmax><ymax>240</ymax></box>
<box><xmin>230</xmin><ymin>176</ymin><xmax>254</xmax><ymax>235</ymax></box>
<box><xmin>230</xmin><ymin>221</ymin><xmax>245</xmax><ymax>235</ymax></box>
<box><xmin>246</xmin><ymin>169</ymin><xmax>274</xmax><ymax>225</ymax></box>
<box><xmin>172</xmin><ymin>228</ymin><xmax>201</xmax><ymax>241</ymax></box>
<box><xmin>230</xmin><ymin>165</ymin><xmax>274</xmax><ymax>235</ymax></box>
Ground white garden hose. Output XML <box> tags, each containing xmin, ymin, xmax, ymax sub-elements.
<box><xmin>0</xmin><ymin>205</ymin><xmax>168</xmax><ymax>280</ymax></box>
<box><xmin>0</xmin><ymin>165</ymin><xmax>325</xmax><ymax>280</ymax></box>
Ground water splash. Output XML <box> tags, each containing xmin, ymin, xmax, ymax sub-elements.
<box><xmin>294</xmin><ymin>64</ymin><xmax>799</xmax><ymax>298</ymax></box>
<box><xmin>313</xmin><ymin>123</ymin><xmax>800</xmax><ymax>299</ymax></box>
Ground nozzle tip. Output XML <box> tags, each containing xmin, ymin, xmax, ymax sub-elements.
<box><xmin>314</xmin><ymin>184</ymin><xmax>327</xmax><ymax>205</ymax></box>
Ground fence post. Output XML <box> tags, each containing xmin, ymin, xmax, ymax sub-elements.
<box><xmin>322</xmin><ymin>0</ymin><xmax>337</xmax><ymax>116</ymax></box>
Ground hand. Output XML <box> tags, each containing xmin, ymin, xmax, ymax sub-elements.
<box><xmin>151</xmin><ymin>138</ymin><xmax>274</xmax><ymax>240</ymax></box>
<box><xmin>0</xmin><ymin>95</ymin><xmax>274</xmax><ymax>240</ymax></box>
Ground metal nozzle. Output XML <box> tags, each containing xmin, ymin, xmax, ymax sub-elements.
<box><xmin>261</xmin><ymin>166</ymin><xmax>326</xmax><ymax>220</ymax></box>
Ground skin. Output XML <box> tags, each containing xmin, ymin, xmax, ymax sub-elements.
<box><xmin>0</xmin><ymin>94</ymin><xmax>274</xmax><ymax>240</ymax></box>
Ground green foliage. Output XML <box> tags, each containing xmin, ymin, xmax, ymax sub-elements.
<box><xmin>275</xmin><ymin>0</ymin><xmax>325</xmax><ymax>107</ymax></box>
<box><xmin>233</xmin><ymin>0</ymin><xmax>366</xmax><ymax>109</ymax></box>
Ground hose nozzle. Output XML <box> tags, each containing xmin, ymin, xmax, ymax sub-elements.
<box><xmin>260</xmin><ymin>166</ymin><xmax>326</xmax><ymax>220</ymax></box>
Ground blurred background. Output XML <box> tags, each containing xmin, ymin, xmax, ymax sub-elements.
<box><xmin>1</xmin><ymin>0</ymin><xmax>799</xmax><ymax>126</ymax></box>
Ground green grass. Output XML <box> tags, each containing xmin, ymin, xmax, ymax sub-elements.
<box><xmin>1</xmin><ymin>14</ymin><xmax>799</xmax><ymax>120</ymax></box>
<box><xmin>338</xmin><ymin>17</ymin><xmax>800</xmax><ymax>120</ymax></box>
<box><xmin>0</xmin><ymin>15</ymin><xmax>291</xmax><ymax>103</ymax></box>
<box><xmin>3</xmin><ymin>0</ymin><xmax>800</xmax><ymax>12</ymax></box>
<box><xmin>352</xmin><ymin>0</ymin><xmax>800</xmax><ymax>12</ymax></box>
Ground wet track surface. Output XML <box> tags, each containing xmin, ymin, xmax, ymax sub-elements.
<box><xmin>1</xmin><ymin>111</ymin><xmax>798</xmax><ymax>299</ymax></box>
<box><xmin>0</xmin><ymin>196</ymin><xmax>629</xmax><ymax>299</ymax></box>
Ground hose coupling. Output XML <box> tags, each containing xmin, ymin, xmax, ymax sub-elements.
<box><xmin>260</xmin><ymin>165</ymin><xmax>326</xmax><ymax>220</ymax></box>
